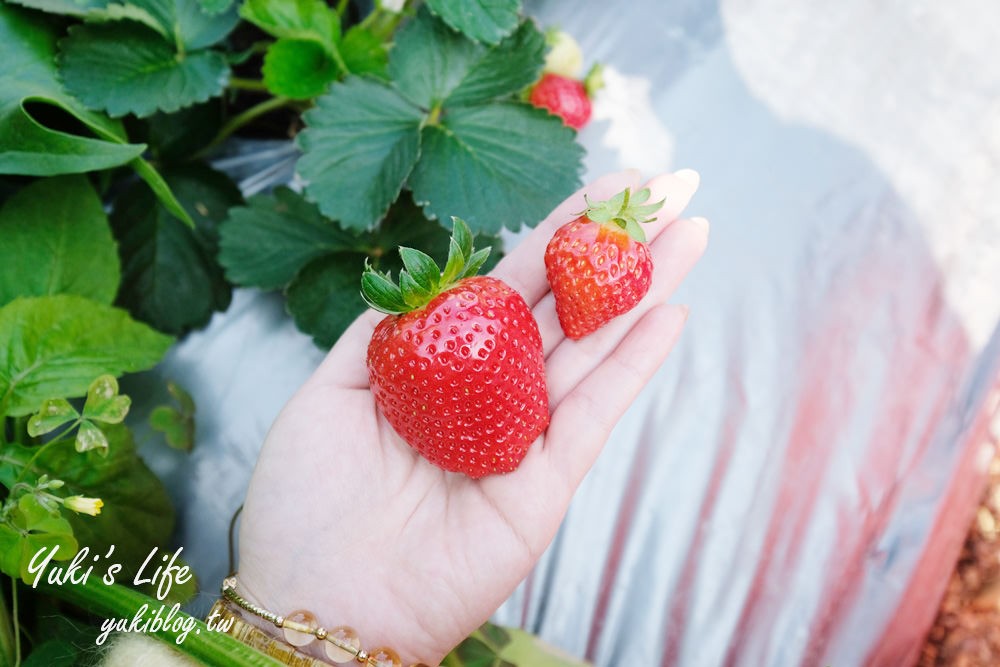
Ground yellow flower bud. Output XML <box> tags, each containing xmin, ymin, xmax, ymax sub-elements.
<box><xmin>64</xmin><ymin>495</ymin><xmax>104</xmax><ymax>516</ymax></box>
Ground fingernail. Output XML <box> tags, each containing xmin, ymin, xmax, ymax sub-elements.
<box><xmin>690</xmin><ymin>216</ymin><xmax>710</xmax><ymax>237</ymax></box>
<box><xmin>674</xmin><ymin>168</ymin><xmax>700</xmax><ymax>188</ymax></box>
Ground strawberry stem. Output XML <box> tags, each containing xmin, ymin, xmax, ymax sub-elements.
<box><xmin>361</xmin><ymin>218</ymin><xmax>491</xmax><ymax>315</ymax></box>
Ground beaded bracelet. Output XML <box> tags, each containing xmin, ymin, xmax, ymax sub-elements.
<box><xmin>220</xmin><ymin>576</ymin><xmax>428</xmax><ymax>667</ymax></box>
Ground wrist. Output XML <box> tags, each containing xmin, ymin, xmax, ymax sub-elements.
<box><xmin>220</xmin><ymin>570</ymin><xmax>440</xmax><ymax>667</ymax></box>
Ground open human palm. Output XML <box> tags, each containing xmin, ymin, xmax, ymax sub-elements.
<box><xmin>238</xmin><ymin>169</ymin><xmax>707</xmax><ymax>665</ymax></box>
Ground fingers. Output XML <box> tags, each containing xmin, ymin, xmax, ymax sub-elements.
<box><xmin>544</xmin><ymin>303</ymin><xmax>690</xmax><ymax>489</ymax></box>
<box><xmin>543</xmin><ymin>216</ymin><xmax>709</xmax><ymax>401</ymax></box>
<box><xmin>490</xmin><ymin>170</ymin><xmax>642</xmax><ymax>306</ymax></box>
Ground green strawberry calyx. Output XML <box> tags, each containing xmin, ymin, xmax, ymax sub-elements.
<box><xmin>580</xmin><ymin>186</ymin><xmax>665</xmax><ymax>243</ymax></box>
<box><xmin>361</xmin><ymin>217</ymin><xmax>491</xmax><ymax>315</ymax></box>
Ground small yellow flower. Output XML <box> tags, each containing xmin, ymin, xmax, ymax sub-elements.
<box><xmin>64</xmin><ymin>495</ymin><xmax>104</xmax><ymax>516</ymax></box>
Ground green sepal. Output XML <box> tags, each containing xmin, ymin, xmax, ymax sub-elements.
<box><xmin>440</xmin><ymin>238</ymin><xmax>465</xmax><ymax>286</ymax></box>
<box><xmin>581</xmin><ymin>186</ymin><xmax>665</xmax><ymax>243</ymax></box>
<box><xmin>399</xmin><ymin>270</ymin><xmax>430</xmax><ymax>307</ymax></box>
<box><xmin>398</xmin><ymin>247</ymin><xmax>440</xmax><ymax>293</ymax></box>
<box><xmin>360</xmin><ymin>265</ymin><xmax>408</xmax><ymax>314</ymax></box>
<box><xmin>452</xmin><ymin>217</ymin><xmax>474</xmax><ymax>259</ymax></box>
<box><xmin>359</xmin><ymin>216</ymin><xmax>491</xmax><ymax>315</ymax></box>
<box><xmin>461</xmin><ymin>247</ymin><xmax>491</xmax><ymax>279</ymax></box>
<box><xmin>625</xmin><ymin>219</ymin><xmax>646</xmax><ymax>243</ymax></box>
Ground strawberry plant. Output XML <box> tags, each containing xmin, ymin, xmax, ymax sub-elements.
<box><xmin>0</xmin><ymin>0</ymin><xmax>590</xmax><ymax>663</ymax></box>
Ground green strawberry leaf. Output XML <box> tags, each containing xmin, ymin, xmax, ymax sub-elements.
<box><xmin>0</xmin><ymin>176</ymin><xmax>120</xmax><ymax>308</ymax></box>
<box><xmin>341</xmin><ymin>26</ymin><xmax>388</xmax><ymax>79</ymax></box>
<box><xmin>6</xmin><ymin>425</ymin><xmax>176</xmax><ymax>579</ymax></box>
<box><xmin>197</xmin><ymin>0</ymin><xmax>234</xmax><ymax>15</ymax></box>
<box><xmin>82</xmin><ymin>375</ymin><xmax>131</xmax><ymax>425</ymax></box>
<box><xmin>390</xmin><ymin>10</ymin><xmax>544</xmax><ymax>108</ymax></box>
<box><xmin>111</xmin><ymin>163</ymin><xmax>241</xmax><ymax>335</ymax></box>
<box><xmin>132</xmin><ymin>157</ymin><xmax>197</xmax><ymax>228</ymax></box>
<box><xmin>410</xmin><ymin>103</ymin><xmax>583</xmax><ymax>233</ymax></box>
<box><xmin>286</xmin><ymin>252</ymin><xmax>369</xmax><ymax>348</ymax></box>
<box><xmin>27</xmin><ymin>399</ymin><xmax>80</xmax><ymax>438</ymax></box>
<box><xmin>424</xmin><ymin>0</ymin><xmax>521</xmax><ymax>45</ymax></box>
<box><xmin>6</xmin><ymin>0</ymin><xmax>108</xmax><ymax>17</ymax></box>
<box><xmin>298</xmin><ymin>10</ymin><xmax>579</xmax><ymax>234</ymax></box>
<box><xmin>0</xmin><ymin>295</ymin><xmax>173</xmax><ymax>418</ymax></box>
<box><xmin>149</xmin><ymin>380</ymin><xmax>195</xmax><ymax>451</ymax></box>
<box><xmin>138</xmin><ymin>100</ymin><xmax>223</xmax><ymax>163</ymax></box>
<box><xmin>124</xmin><ymin>0</ymin><xmax>240</xmax><ymax>51</ymax></box>
<box><xmin>298</xmin><ymin>77</ymin><xmax>423</xmax><ymax>230</ymax></box>
<box><xmin>0</xmin><ymin>4</ymin><xmax>145</xmax><ymax>175</ymax></box>
<box><xmin>219</xmin><ymin>187</ymin><xmax>360</xmax><ymax>290</ymax></box>
<box><xmin>58</xmin><ymin>22</ymin><xmax>230</xmax><ymax>118</ymax></box>
<box><xmin>262</xmin><ymin>38</ymin><xmax>340</xmax><ymax>99</ymax></box>
<box><xmin>0</xmin><ymin>495</ymin><xmax>78</xmax><ymax>584</ymax></box>
<box><xmin>240</xmin><ymin>0</ymin><xmax>340</xmax><ymax>44</ymax></box>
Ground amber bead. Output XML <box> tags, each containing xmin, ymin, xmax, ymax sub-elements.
<box><xmin>280</xmin><ymin>609</ymin><xmax>317</xmax><ymax>647</ymax></box>
<box><xmin>324</xmin><ymin>626</ymin><xmax>361</xmax><ymax>663</ymax></box>
<box><xmin>367</xmin><ymin>647</ymin><xmax>401</xmax><ymax>667</ymax></box>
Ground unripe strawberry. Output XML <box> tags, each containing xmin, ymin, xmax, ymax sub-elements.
<box><xmin>363</xmin><ymin>219</ymin><xmax>549</xmax><ymax>477</ymax></box>
<box><xmin>544</xmin><ymin>29</ymin><xmax>583</xmax><ymax>78</ymax></box>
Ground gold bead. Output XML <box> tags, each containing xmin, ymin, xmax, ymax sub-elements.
<box><xmin>324</xmin><ymin>626</ymin><xmax>361</xmax><ymax>663</ymax></box>
<box><xmin>356</xmin><ymin>649</ymin><xmax>369</xmax><ymax>663</ymax></box>
<box><xmin>367</xmin><ymin>647</ymin><xmax>401</xmax><ymax>667</ymax></box>
<box><xmin>282</xmin><ymin>610</ymin><xmax>318</xmax><ymax>647</ymax></box>
<box><xmin>274</xmin><ymin>615</ymin><xmax>285</xmax><ymax>627</ymax></box>
<box><xmin>222</xmin><ymin>577</ymin><xmax>237</xmax><ymax>592</ymax></box>
<box><xmin>316</xmin><ymin>627</ymin><xmax>328</xmax><ymax>640</ymax></box>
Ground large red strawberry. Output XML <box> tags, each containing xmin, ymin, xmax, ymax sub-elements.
<box><xmin>362</xmin><ymin>219</ymin><xmax>549</xmax><ymax>478</ymax></box>
<box><xmin>544</xmin><ymin>187</ymin><xmax>665</xmax><ymax>339</ymax></box>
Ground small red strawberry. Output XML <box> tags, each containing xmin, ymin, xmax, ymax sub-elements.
<box><xmin>530</xmin><ymin>73</ymin><xmax>591</xmax><ymax>130</ymax></box>
<box><xmin>529</xmin><ymin>63</ymin><xmax>603</xmax><ymax>130</ymax></box>
<box><xmin>544</xmin><ymin>187</ymin><xmax>665</xmax><ymax>339</ymax></box>
<box><xmin>362</xmin><ymin>219</ymin><xmax>549</xmax><ymax>478</ymax></box>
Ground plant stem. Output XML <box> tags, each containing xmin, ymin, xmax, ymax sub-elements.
<box><xmin>336</xmin><ymin>0</ymin><xmax>349</xmax><ymax>16</ymax></box>
<box><xmin>10</xmin><ymin>579</ymin><xmax>19</xmax><ymax>667</ymax></box>
<box><xmin>12</xmin><ymin>421</ymin><xmax>80</xmax><ymax>487</ymax></box>
<box><xmin>228</xmin><ymin>77</ymin><xmax>269</xmax><ymax>93</ymax></box>
<box><xmin>0</xmin><ymin>584</ymin><xmax>14</xmax><ymax>667</ymax></box>
<box><xmin>358</xmin><ymin>5</ymin><xmax>403</xmax><ymax>41</ymax></box>
<box><xmin>195</xmin><ymin>96</ymin><xmax>294</xmax><ymax>160</ymax></box>
<box><xmin>39</xmin><ymin>576</ymin><xmax>281</xmax><ymax>667</ymax></box>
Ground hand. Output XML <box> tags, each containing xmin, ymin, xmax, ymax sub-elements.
<box><xmin>237</xmin><ymin>170</ymin><xmax>707</xmax><ymax>665</ymax></box>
